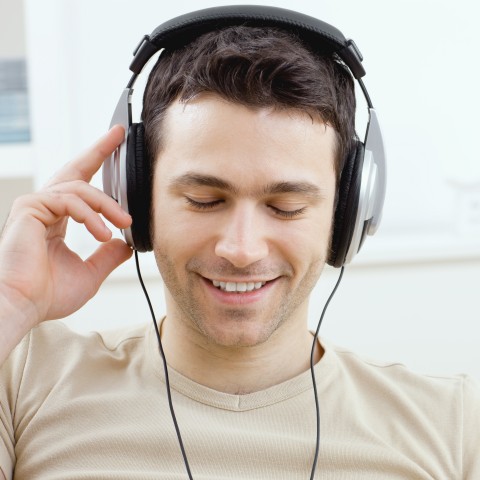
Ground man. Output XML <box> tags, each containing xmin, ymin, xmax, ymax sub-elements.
<box><xmin>1</xmin><ymin>8</ymin><xmax>479</xmax><ymax>480</ymax></box>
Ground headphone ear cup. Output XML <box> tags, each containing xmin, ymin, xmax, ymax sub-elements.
<box><xmin>126</xmin><ymin>122</ymin><xmax>153</xmax><ymax>252</ymax></box>
<box><xmin>328</xmin><ymin>141</ymin><xmax>364</xmax><ymax>267</ymax></box>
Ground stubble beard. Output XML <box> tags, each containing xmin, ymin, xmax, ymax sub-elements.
<box><xmin>154</xmin><ymin>249</ymin><xmax>325</xmax><ymax>348</ymax></box>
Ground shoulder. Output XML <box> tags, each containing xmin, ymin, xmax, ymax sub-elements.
<box><xmin>318</xmin><ymin>341</ymin><xmax>480</xmax><ymax>475</ymax></box>
<box><xmin>322</xmin><ymin>339</ymin><xmax>479</xmax><ymax>423</ymax></box>
<box><xmin>325</xmin><ymin>342</ymin><xmax>480</xmax><ymax>421</ymax></box>
<box><xmin>327</xmin><ymin>340</ymin><xmax>470</xmax><ymax>392</ymax></box>
<box><xmin>2</xmin><ymin>321</ymin><xmax>154</xmax><ymax>413</ymax></box>
<box><xmin>27</xmin><ymin>320</ymin><xmax>150</xmax><ymax>351</ymax></box>
<box><xmin>4</xmin><ymin>321</ymin><xmax>152</xmax><ymax>384</ymax></box>
<box><xmin>323</xmin><ymin>341</ymin><xmax>480</xmax><ymax>464</ymax></box>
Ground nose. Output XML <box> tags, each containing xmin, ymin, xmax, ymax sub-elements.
<box><xmin>214</xmin><ymin>203</ymin><xmax>269</xmax><ymax>268</ymax></box>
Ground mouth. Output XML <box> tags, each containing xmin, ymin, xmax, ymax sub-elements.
<box><xmin>209</xmin><ymin>279</ymin><xmax>268</xmax><ymax>293</ymax></box>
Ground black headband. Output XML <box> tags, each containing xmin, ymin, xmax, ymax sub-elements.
<box><xmin>129</xmin><ymin>5</ymin><xmax>365</xmax><ymax>79</ymax></box>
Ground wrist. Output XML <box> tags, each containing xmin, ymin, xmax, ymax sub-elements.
<box><xmin>0</xmin><ymin>287</ymin><xmax>39</xmax><ymax>365</ymax></box>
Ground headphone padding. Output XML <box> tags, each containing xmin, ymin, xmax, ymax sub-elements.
<box><xmin>328</xmin><ymin>141</ymin><xmax>364</xmax><ymax>267</ymax></box>
<box><xmin>126</xmin><ymin>122</ymin><xmax>152</xmax><ymax>252</ymax></box>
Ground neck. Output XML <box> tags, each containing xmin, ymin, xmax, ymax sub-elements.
<box><xmin>160</xmin><ymin>314</ymin><xmax>322</xmax><ymax>395</ymax></box>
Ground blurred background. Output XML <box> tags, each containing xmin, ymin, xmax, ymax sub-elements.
<box><xmin>1</xmin><ymin>0</ymin><xmax>479</xmax><ymax>379</ymax></box>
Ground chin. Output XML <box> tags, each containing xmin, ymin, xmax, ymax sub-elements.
<box><xmin>198</xmin><ymin>314</ymin><xmax>282</xmax><ymax>348</ymax></box>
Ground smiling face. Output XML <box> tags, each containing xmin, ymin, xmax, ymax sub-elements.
<box><xmin>152</xmin><ymin>94</ymin><xmax>337</xmax><ymax>348</ymax></box>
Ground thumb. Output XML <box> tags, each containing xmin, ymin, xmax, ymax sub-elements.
<box><xmin>85</xmin><ymin>239</ymin><xmax>133</xmax><ymax>292</ymax></box>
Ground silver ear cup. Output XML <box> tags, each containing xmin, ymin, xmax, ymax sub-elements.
<box><xmin>343</xmin><ymin>108</ymin><xmax>386</xmax><ymax>264</ymax></box>
<box><xmin>102</xmin><ymin>88</ymin><xmax>134</xmax><ymax>248</ymax></box>
<box><xmin>344</xmin><ymin>150</ymin><xmax>376</xmax><ymax>264</ymax></box>
<box><xmin>363</xmin><ymin>108</ymin><xmax>386</xmax><ymax>235</ymax></box>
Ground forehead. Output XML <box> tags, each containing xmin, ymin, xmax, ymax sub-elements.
<box><xmin>155</xmin><ymin>95</ymin><xmax>336</xmax><ymax>189</ymax></box>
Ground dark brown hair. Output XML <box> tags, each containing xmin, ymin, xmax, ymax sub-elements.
<box><xmin>142</xmin><ymin>26</ymin><xmax>357</xmax><ymax>181</ymax></box>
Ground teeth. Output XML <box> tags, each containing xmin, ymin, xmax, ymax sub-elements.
<box><xmin>211</xmin><ymin>280</ymin><xmax>267</xmax><ymax>292</ymax></box>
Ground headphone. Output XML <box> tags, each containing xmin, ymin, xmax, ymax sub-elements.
<box><xmin>103</xmin><ymin>5</ymin><xmax>386</xmax><ymax>268</ymax></box>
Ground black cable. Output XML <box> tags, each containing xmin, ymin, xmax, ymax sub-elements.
<box><xmin>358</xmin><ymin>78</ymin><xmax>374</xmax><ymax>110</ymax></box>
<box><xmin>134</xmin><ymin>251</ymin><xmax>194</xmax><ymax>480</ymax></box>
<box><xmin>309</xmin><ymin>266</ymin><xmax>345</xmax><ymax>480</ymax></box>
<box><xmin>126</xmin><ymin>73</ymin><xmax>138</xmax><ymax>90</ymax></box>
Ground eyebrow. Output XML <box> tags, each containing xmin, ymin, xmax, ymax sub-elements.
<box><xmin>169</xmin><ymin>173</ymin><xmax>239</xmax><ymax>194</ymax></box>
<box><xmin>263</xmin><ymin>181</ymin><xmax>324</xmax><ymax>198</ymax></box>
<box><xmin>169</xmin><ymin>172</ymin><xmax>324</xmax><ymax>199</ymax></box>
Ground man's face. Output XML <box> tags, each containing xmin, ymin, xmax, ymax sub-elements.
<box><xmin>152</xmin><ymin>94</ymin><xmax>337</xmax><ymax>348</ymax></box>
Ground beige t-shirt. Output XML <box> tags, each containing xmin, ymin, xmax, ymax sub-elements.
<box><xmin>1</xmin><ymin>321</ymin><xmax>479</xmax><ymax>479</ymax></box>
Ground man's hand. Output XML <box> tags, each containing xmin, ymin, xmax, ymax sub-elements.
<box><xmin>0</xmin><ymin>126</ymin><xmax>133</xmax><ymax>362</ymax></box>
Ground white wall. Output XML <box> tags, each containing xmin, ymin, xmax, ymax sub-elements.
<box><xmin>8</xmin><ymin>0</ymin><xmax>480</xmax><ymax>380</ymax></box>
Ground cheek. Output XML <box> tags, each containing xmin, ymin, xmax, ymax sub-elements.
<box><xmin>151</xmin><ymin>200</ymin><xmax>211</xmax><ymax>259</ymax></box>
<box><xmin>151</xmin><ymin>180</ymin><xmax>178</xmax><ymax>243</ymax></box>
<box><xmin>272</xmin><ymin>217</ymin><xmax>332</xmax><ymax>270</ymax></box>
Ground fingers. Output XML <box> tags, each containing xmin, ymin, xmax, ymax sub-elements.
<box><xmin>34</xmin><ymin>126</ymin><xmax>129</xmax><ymax>239</ymax></box>
<box><xmin>12</xmin><ymin>180</ymin><xmax>132</xmax><ymax>242</ymax></box>
<box><xmin>46</xmin><ymin>125</ymin><xmax>125</xmax><ymax>187</ymax></box>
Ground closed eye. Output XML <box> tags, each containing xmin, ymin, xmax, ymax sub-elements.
<box><xmin>185</xmin><ymin>197</ymin><xmax>223</xmax><ymax>210</ymax></box>
<box><xmin>268</xmin><ymin>205</ymin><xmax>307</xmax><ymax>219</ymax></box>
<box><xmin>185</xmin><ymin>196</ymin><xmax>307</xmax><ymax>218</ymax></box>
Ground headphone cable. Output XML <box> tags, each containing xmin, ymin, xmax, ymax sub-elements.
<box><xmin>309</xmin><ymin>266</ymin><xmax>345</xmax><ymax>480</ymax></box>
<box><xmin>134</xmin><ymin>251</ymin><xmax>194</xmax><ymax>480</ymax></box>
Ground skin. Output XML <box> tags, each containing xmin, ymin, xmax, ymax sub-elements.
<box><xmin>153</xmin><ymin>95</ymin><xmax>337</xmax><ymax>394</ymax></box>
